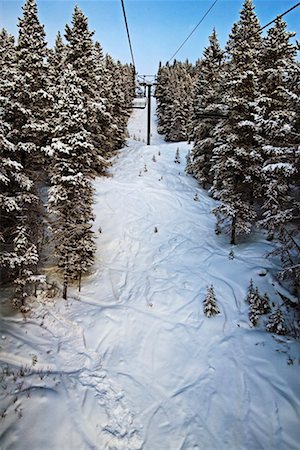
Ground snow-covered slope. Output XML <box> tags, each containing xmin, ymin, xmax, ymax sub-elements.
<box><xmin>1</xmin><ymin>101</ymin><xmax>299</xmax><ymax>450</ymax></box>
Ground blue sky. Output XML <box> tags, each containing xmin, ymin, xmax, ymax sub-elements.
<box><xmin>1</xmin><ymin>0</ymin><xmax>299</xmax><ymax>74</ymax></box>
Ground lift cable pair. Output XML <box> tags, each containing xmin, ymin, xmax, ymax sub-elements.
<box><xmin>167</xmin><ymin>1</ymin><xmax>300</xmax><ymax>64</ymax></box>
<box><xmin>120</xmin><ymin>0</ymin><xmax>300</xmax><ymax>134</ymax></box>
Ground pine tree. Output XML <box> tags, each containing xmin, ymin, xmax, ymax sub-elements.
<box><xmin>245</xmin><ymin>279</ymin><xmax>256</xmax><ymax>303</ymax></box>
<box><xmin>11</xmin><ymin>226</ymin><xmax>39</xmax><ymax>309</ymax></box>
<box><xmin>185</xmin><ymin>150</ymin><xmax>193</xmax><ymax>174</ymax></box>
<box><xmin>166</xmin><ymin>63</ymin><xmax>194</xmax><ymax>142</ymax></box>
<box><xmin>104</xmin><ymin>54</ymin><xmax>133</xmax><ymax>152</ymax></box>
<box><xmin>211</xmin><ymin>0</ymin><xmax>263</xmax><ymax>245</ymax></box>
<box><xmin>256</xmin><ymin>18</ymin><xmax>300</xmax><ymax>297</ymax></box>
<box><xmin>190</xmin><ymin>29</ymin><xmax>225</xmax><ymax>187</ymax></box>
<box><xmin>0</xmin><ymin>119</ymin><xmax>39</xmax><ymax>307</ymax></box>
<box><xmin>156</xmin><ymin>63</ymin><xmax>172</xmax><ymax>135</ymax></box>
<box><xmin>257</xmin><ymin>17</ymin><xmax>299</xmax><ymax>237</ymax></box>
<box><xmin>47</xmin><ymin>66</ymin><xmax>97</xmax><ymax>299</ymax></box>
<box><xmin>11</xmin><ymin>0</ymin><xmax>51</xmax><ymax>158</ymax></box>
<box><xmin>174</xmin><ymin>147</ymin><xmax>180</xmax><ymax>164</ymax></box>
<box><xmin>266</xmin><ymin>309</ymin><xmax>287</xmax><ymax>335</ymax></box>
<box><xmin>48</xmin><ymin>31</ymin><xmax>66</xmax><ymax>85</ymax></box>
<box><xmin>156</xmin><ymin>61</ymin><xmax>196</xmax><ymax>141</ymax></box>
<box><xmin>0</xmin><ymin>9</ymin><xmax>47</xmax><ymax>307</ymax></box>
<box><xmin>203</xmin><ymin>285</ymin><xmax>220</xmax><ymax>317</ymax></box>
<box><xmin>65</xmin><ymin>6</ymin><xmax>109</xmax><ymax>168</ymax></box>
<box><xmin>247</xmin><ymin>282</ymin><xmax>270</xmax><ymax>326</ymax></box>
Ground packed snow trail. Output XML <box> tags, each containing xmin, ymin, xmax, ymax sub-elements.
<box><xmin>1</xmin><ymin>101</ymin><xmax>300</xmax><ymax>450</ymax></box>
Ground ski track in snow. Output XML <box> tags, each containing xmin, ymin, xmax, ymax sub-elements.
<box><xmin>1</xmin><ymin>102</ymin><xmax>300</xmax><ymax>450</ymax></box>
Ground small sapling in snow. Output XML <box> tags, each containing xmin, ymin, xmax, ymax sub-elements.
<box><xmin>228</xmin><ymin>249</ymin><xmax>235</xmax><ymax>260</ymax></box>
<box><xmin>174</xmin><ymin>147</ymin><xmax>180</xmax><ymax>164</ymax></box>
<box><xmin>203</xmin><ymin>285</ymin><xmax>220</xmax><ymax>317</ymax></box>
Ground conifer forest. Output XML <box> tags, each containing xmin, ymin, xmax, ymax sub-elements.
<box><xmin>0</xmin><ymin>0</ymin><xmax>300</xmax><ymax>449</ymax></box>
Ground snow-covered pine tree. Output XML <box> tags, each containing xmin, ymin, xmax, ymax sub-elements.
<box><xmin>156</xmin><ymin>63</ymin><xmax>173</xmax><ymax>135</ymax></box>
<box><xmin>0</xmin><ymin>17</ymin><xmax>45</xmax><ymax>306</ymax></box>
<box><xmin>65</xmin><ymin>6</ymin><xmax>109</xmax><ymax>169</ymax></box>
<box><xmin>185</xmin><ymin>150</ymin><xmax>193</xmax><ymax>174</ymax></box>
<box><xmin>0</xmin><ymin>118</ymin><xmax>39</xmax><ymax>308</ymax></box>
<box><xmin>189</xmin><ymin>29</ymin><xmax>225</xmax><ymax>187</ymax></box>
<box><xmin>247</xmin><ymin>283</ymin><xmax>271</xmax><ymax>326</ymax></box>
<box><xmin>156</xmin><ymin>61</ymin><xmax>196</xmax><ymax>141</ymax></box>
<box><xmin>203</xmin><ymin>285</ymin><xmax>220</xmax><ymax>317</ymax></box>
<box><xmin>0</xmin><ymin>28</ymin><xmax>15</xmax><ymax>72</ymax></box>
<box><xmin>104</xmin><ymin>54</ymin><xmax>133</xmax><ymax>152</ymax></box>
<box><xmin>256</xmin><ymin>18</ymin><xmax>300</xmax><ymax>297</ymax></box>
<box><xmin>266</xmin><ymin>308</ymin><xmax>287</xmax><ymax>335</ymax></box>
<box><xmin>48</xmin><ymin>31</ymin><xmax>66</xmax><ymax>86</ymax></box>
<box><xmin>47</xmin><ymin>66</ymin><xmax>97</xmax><ymax>299</ymax></box>
<box><xmin>165</xmin><ymin>62</ymin><xmax>194</xmax><ymax>142</ymax></box>
<box><xmin>245</xmin><ymin>279</ymin><xmax>256</xmax><ymax>303</ymax></box>
<box><xmin>10</xmin><ymin>0</ymin><xmax>51</xmax><ymax>162</ymax></box>
<box><xmin>174</xmin><ymin>147</ymin><xmax>180</xmax><ymax>164</ymax></box>
<box><xmin>211</xmin><ymin>0</ymin><xmax>263</xmax><ymax>245</ymax></box>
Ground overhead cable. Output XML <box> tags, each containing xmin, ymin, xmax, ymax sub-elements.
<box><xmin>261</xmin><ymin>1</ymin><xmax>300</xmax><ymax>30</ymax></box>
<box><xmin>120</xmin><ymin>0</ymin><xmax>136</xmax><ymax>71</ymax></box>
<box><xmin>167</xmin><ymin>0</ymin><xmax>219</xmax><ymax>64</ymax></box>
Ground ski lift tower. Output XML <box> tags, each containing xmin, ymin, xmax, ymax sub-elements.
<box><xmin>138</xmin><ymin>75</ymin><xmax>157</xmax><ymax>145</ymax></box>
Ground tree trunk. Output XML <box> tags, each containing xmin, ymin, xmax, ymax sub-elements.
<box><xmin>63</xmin><ymin>281</ymin><xmax>67</xmax><ymax>300</ymax></box>
<box><xmin>78</xmin><ymin>272</ymin><xmax>82</xmax><ymax>292</ymax></box>
<box><xmin>230</xmin><ymin>216</ymin><xmax>236</xmax><ymax>245</ymax></box>
<box><xmin>63</xmin><ymin>269</ymin><xmax>68</xmax><ymax>300</ymax></box>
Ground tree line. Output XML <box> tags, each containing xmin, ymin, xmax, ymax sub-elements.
<box><xmin>156</xmin><ymin>0</ymin><xmax>300</xmax><ymax>299</ymax></box>
<box><xmin>0</xmin><ymin>0</ymin><xmax>135</xmax><ymax>306</ymax></box>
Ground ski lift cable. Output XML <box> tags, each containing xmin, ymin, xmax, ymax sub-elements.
<box><xmin>260</xmin><ymin>1</ymin><xmax>300</xmax><ymax>30</ymax></box>
<box><xmin>166</xmin><ymin>1</ymin><xmax>299</xmax><ymax>67</ymax></box>
<box><xmin>120</xmin><ymin>0</ymin><xmax>136</xmax><ymax>72</ymax></box>
<box><xmin>167</xmin><ymin>0</ymin><xmax>219</xmax><ymax>64</ymax></box>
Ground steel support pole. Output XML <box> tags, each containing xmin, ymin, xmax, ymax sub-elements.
<box><xmin>147</xmin><ymin>84</ymin><xmax>151</xmax><ymax>145</ymax></box>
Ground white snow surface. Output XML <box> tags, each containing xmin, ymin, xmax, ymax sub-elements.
<box><xmin>1</xmin><ymin>101</ymin><xmax>300</xmax><ymax>450</ymax></box>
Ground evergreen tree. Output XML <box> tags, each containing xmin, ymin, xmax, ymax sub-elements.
<box><xmin>10</xmin><ymin>0</ymin><xmax>51</xmax><ymax>159</ymax></box>
<box><xmin>174</xmin><ymin>147</ymin><xmax>180</xmax><ymax>164</ymax></box>
<box><xmin>156</xmin><ymin>63</ymin><xmax>173</xmax><ymax>135</ymax></box>
<box><xmin>0</xmin><ymin>1</ymin><xmax>49</xmax><ymax>307</ymax></box>
<box><xmin>47</xmin><ymin>66</ymin><xmax>97</xmax><ymax>299</ymax></box>
<box><xmin>185</xmin><ymin>150</ymin><xmax>193</xmax><ymax>174</ymax></box>
<box><xmin>189</xmin><ymin>29</ymin><xmax>225</xmax><ymax>187</ymax></box>
<box><xmin>203</xmin><ymin>285</ymin><xmax>220</xmax><ymax>317</ymax></box>
<box><xmin>266</xmin><ymin>309</ymin><xmax>287</xmax><ymax>335</ymax></box>
<box><xmin>48</xmin><ymin>31</ymin><xmax>66</xmax><ymax>85</ymax></box>
<box><xmin>257</xmin><ymin>18</ymin><xmax>299</xmax><ymax>236</ymax></box>
<box><xmin>256</xmin><ymin>18</ymin><xmax>300</xmax><ymax>297</ymax></box>
<box><xmin>156</xmin><ymin>61</ymin><xmax>196</xmax><ymax>141</ymax></box>
<box><xmin>104</xmin><ymin>54</ymin><xmax>133</xmax><ymax>152</ymax></box>
<box><xmin>0</xmin><ymin>119</ymin><xmax>39</xmax><ymax>307</ymax></box>
<box><xmin>65</xmin><ymin>6</ymin><xmax>109</xmax><ymax>168</ymax></box>
<box><xmin>211</xmin><ymin>0</ymin><xmax>263</xmax><ymax>244</ymax></box>
<box><xmin>247</xmin><ymin>282</ymin><xmax>270</xmax><ymax>326</ymax></box>
<box><xmin>166</xmin><ymin>63</ymin><xmax>194</xmax><ymax>142</ymax></box>
<box><xmin>245</xmin><ymin>279</ymin><xmax>256</xmax><ymax>303</ymax></box>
